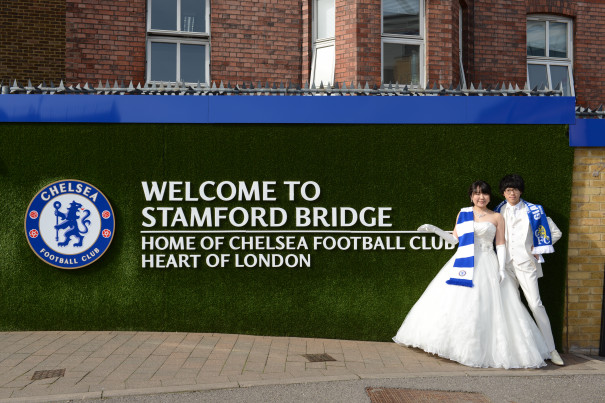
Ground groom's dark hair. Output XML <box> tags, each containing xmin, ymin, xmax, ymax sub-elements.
<box><xmin>499</xmin><ymin>174</ymin><xmax>525</xmax><ymax>194</ymax></box>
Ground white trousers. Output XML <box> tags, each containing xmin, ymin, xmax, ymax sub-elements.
<box><xmin>506</xmin><ymin>263</ymin><xmax>556</xmax><ymax>352</ymax></box>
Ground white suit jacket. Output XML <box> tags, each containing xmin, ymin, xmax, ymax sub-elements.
<box><xmin>500</xmin><ymin>202</ymin><xmax>562</xmax><ymax>278</ymax></box>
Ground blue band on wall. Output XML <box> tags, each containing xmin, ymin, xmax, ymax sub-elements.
<box><xmin>0</xmin><ymin>95</ymin><xmax>575</xmax><ymax>125</ymax></box>
<box><xmin>569</xmin><ymin>119</ymin><xmax>605</xmax><ymax>147</ymax></box>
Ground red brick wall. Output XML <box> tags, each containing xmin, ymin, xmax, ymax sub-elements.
<box><xmin>211</xmin><ymin>0</ymin><xmax>302</xmax><ymax>84</ymax></box>
<box><xmin>334</xmin><ymin>0</ymin><xmax>381</xmax><ymax>85</ymax></box>
<box><xmin>426</xmin><ymin>0</ymin><xmax>455</xmax><ymax>85</ymax></box>
<box><xmin>0</xmin><ymin>0</ymin><xmax>65</xmax><ymax>84</ymax></box>
<box><xmin>65</xmin><ymin>0</ymin><xmax>146</xmax><ymax>85</ymax></box>
<box><xmin>571</xmin><ymin>2</ymin><xmax>605</xmax><ymax>106</ymax></box>
<box><xmin>302</xmin><ymin>0</ymin><xmax>313</xmax><ymax>83</ymax></box>
<box><xmin>472</xmin><ymin>0</ymin><xmax>527</xmax><ymax>86</ymax></box>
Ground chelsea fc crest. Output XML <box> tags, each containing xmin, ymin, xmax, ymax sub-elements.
<box><xmin>25</xmin><ymin>180</ymin><xmax>115</xmax><ymax>269</ymax></box>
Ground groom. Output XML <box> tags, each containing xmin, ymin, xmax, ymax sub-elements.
<box><xmin>495</xmin><ymin>174</ymin><xmax>564</xmax><ymax>366</ymax></box>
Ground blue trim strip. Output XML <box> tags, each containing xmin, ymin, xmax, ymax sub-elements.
<box><xmin>445</xmin><ymin>278</ymin><xmax>474</xmax><ymax>287</ymax></box>
<box><xmin>0</xmin><ymin>95</ymin><xmax>575</xmax><ymax>124</ymax></box>
<box><xmin>453</xmin><ymin>256</ymin><xmax>474</xmax><ymax>267</ymax></box>
<box><xmin>569</xmin><ymin>119</ymin><xmax>605</xmax><ymax>147</ymax></box>
<box><xmin>457</xmin><ymin>233</ymin><xmax>474</xmax><ymax>247</ymax></box>
<box><xmin>457</xmin><ymin>210</ymin><xmax>473</xmax><ymax>224</ymax></box>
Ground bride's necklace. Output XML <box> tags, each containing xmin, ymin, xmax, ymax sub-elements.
<box><xmin>474</xmin><ymin>209</ymin><xmax>488</xmax><ymax>219</ymax></box>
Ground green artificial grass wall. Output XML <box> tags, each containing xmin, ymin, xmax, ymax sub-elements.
<box><xmin>0</xmin><ymin>124</ymin><xmax>573</xmax><ymax>347</ymax></box>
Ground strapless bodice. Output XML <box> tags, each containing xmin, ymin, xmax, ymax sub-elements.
<box><xmin>474</xmin><ymin>221</ymin><xmax>496</xmax><ymax>251</ymax></box>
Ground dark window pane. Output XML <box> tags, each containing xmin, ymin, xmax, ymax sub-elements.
<box><xmin>549</xmin><ymin>22</ymin><xmax>567</xmax><ymax>58</ymax></box>
<box><xmin>527</xmin><ymin>20</ymin><xmax>545</xmax><ymax>57</ymax></box>
<box><xmin>550</xmin><ymin>65</ymin><xmax>570</xmax><ymax>95</ymax></box>
<box><xmin>182</xmin><ymin>0</ymin><xmax>206</xmax><ymax>33</ymax></box>
<box><xmin>383</xmin><ymin>0</ymin><xmax>420</xmax><ymax>36</ymax></box>
<box><xmin>181</xmin><ymin>44</ymin><xmax>206</xmax><ymax>83</ymax></box>
<box><xmin>151</xmin><ymin>42</ymin><xmax>177</xmax><ymax>81</ymax></box>
<box><xmin>528</xmin><ymin>64</ymin><xmax>548</xmax><ymax>89</ymax></box>
<box><xmin>383</xmin><ymin>43</ymin><xmax>420</xmax><ymax>84</ymax></box>
<box><xmin>151</xmin><ymin>0</ymin><xmax>177</xmax><ymax>31</ymax></box>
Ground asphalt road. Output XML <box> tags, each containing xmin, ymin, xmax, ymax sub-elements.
<box><xmin>82</xmin><ymin>374</ymin><xmax>605</xmax><ymax>403</ymax></box>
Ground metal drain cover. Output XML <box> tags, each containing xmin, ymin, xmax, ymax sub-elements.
<box><xmin>366</xmin><ymin>387</ymin><xmax>490</xmax><ymax>402</ymax></box>
<box><xmin>302</xmin><ymin>353</ymin><xmax>337</xmax><ymax>362</ymax></box>
<box><xmin>31</xmin><ymin>369</ymin><xmax>65</xmax><ymax>381</ymax></box>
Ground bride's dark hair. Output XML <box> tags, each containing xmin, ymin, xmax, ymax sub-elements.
<box><xmin>468</xmin><ymin>180</ymin><xmax>492</xmax><ymax>199</ymax></box>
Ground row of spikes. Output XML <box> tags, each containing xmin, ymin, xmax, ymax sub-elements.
<box><xmin>576</xmin><ymin>105</ymin><xmax>605</xmax><ymax>117</ymax></box>
<box><xmin>1</xmin><ymin>79</ymin><xmax>564</xmax><ymax>96</ymax></box>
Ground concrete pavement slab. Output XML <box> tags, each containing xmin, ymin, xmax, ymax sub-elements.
<box><xmin>0</xmin><ymin>331</ymin><xmax>603</xmax><ymax>402</ymax></box>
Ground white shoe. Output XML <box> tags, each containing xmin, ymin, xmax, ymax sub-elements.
<box><xmin>549</xmin><ymin>350</ymin><xmax>564</xmax><ymax>366</ymax></box>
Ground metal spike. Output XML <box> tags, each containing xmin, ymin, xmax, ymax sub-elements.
<box><xmin>469</xmin><ymin>82</ymin><xmax>476</xmax><ymax>91</ymax></box>
<box><xmin>477</xmin><ymin>82</ymin><xmax>483</xmax><ymax>90</ymax></box>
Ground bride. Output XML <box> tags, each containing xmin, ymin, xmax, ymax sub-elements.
<box><xmin>393</xmin><ymin>180</ymin><xmax>550</xmax><ymax>368</ymax></box>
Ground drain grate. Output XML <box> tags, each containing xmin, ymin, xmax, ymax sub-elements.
<box><xmin>366</xmin><ymin>387</ymin><xmax>490</xmax><ymax>402</ymax></box>
<box><xmin>31</xmin><ymin>369</ymin><xmax>65</xmax><ymax>381</ymax></box>
<box><xmin>302</xmin><ymin>353</ymin><xmax>337</xmax><ymax>362</ymax></box>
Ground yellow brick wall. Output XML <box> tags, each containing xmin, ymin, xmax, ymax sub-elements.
<box><xmin>566</xmin><ymin>147</ymin><xmax>605</xmax><ymax>354</ymax></box>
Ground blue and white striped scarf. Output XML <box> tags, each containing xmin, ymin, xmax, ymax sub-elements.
<box><xmin>446</xmin><ymin>207</ymin><xmax>475</xmax><ymax>288</ymax></box>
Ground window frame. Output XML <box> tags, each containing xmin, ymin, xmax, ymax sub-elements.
<box><xmin>310</xmin><ymin>0</ymin><xmax>335</xmax><ymax>86</ymax></box>
<box><xmin>146</xmin><ymin>0</ymin><xmax>210</xmax><ymax>85</ymax></box>
<box><xmin>526</xmin><ymin>15</ymin><xmax>574</xmax><ymax>95</ymax></box>
<box><xmin>380</xmin><ymin>0</ymin><xmax>425</xmax><ymax>86</ymax></box>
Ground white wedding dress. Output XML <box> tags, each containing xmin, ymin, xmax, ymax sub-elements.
<box><xmin>393</xmin><ymin>221</ymin><xmax>550</xmax><ymax>369</ymax></box>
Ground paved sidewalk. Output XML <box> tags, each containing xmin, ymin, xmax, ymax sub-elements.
<box><xmin>0</xmin><ymin>331</ymin><xmax>604</xmax><ymax>402</ymax></box>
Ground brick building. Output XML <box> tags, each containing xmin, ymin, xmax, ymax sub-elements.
<box><xmin>2</xmin><ymin>0</ymin><xmax>605</xmax><ymax>106</ymax></box>
<box><xmin>1</xmin><ymin>0</ymin><xmax>604</xmax><ymax>354</ymax></box>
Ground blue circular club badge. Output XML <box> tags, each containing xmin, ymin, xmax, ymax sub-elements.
<box><xmin>25</xmin><ymin>179</ymin><xmax>115</xmax><ymax>269</ymax></box>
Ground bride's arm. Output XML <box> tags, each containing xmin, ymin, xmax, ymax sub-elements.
<box><xmin>417</xmin><ymin>212</ymin><xmax>460</xmax><ymax>245</ymax></box>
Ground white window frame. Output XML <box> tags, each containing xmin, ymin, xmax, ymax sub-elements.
<box><xmin>146</xmin><ymin>0</ymin><xmax>210</xmax><ymax>84</ymax></box>
<box><xmin>458</xmin><ymin>4</ymin><xmax>466</xmax><ymax>88</ymax></box>
<box><xmin>527</xmin><ymin>15</ymin><xmax>574</xmax><ymax>95</ymax></box>
<box><xmin>310</xmin><ymin>0</ymin><xmax>335</xmax><ymax>86</ymax></box>
<box><xmin>380</xmin><ymin>0</ymin><xmax>425</xmax><ymax>87</ymax></box>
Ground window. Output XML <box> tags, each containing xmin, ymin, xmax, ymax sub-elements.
<box><xmin>382</xmin><ymin>0</ymin><xmax>424</xmax><ymax>86</ymax></box>
<box><xmin>311</xmin><ymin>0</ymin><xmax>335</xmax><ymax>86</ymax></box>
<box><xmin>147</xmin><ymin>0</ymin><xmax>210</xmax><ymax>84</ymax></box>
<box><xmin>527</xmin><ymin>16</ymin><xmax>573</xmax><ymax>96</ymax></box>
